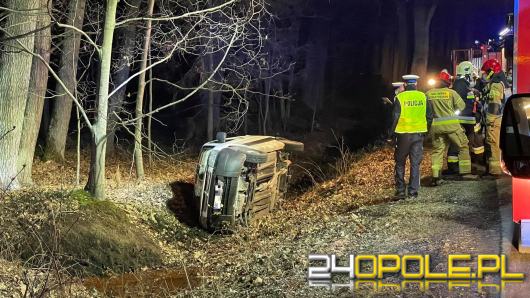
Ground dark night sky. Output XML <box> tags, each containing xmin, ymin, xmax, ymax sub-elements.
<box><xmin>327</xmin><ymin>0</ymin><xmax>514</xmax><ymax>74</ymax></box>
<box><xmin>294</xmin><ymin>0</ymin><xmax>515</xmax><ymax>147</ymax></box>
<box><xmin>142</xmin><ymin>0</ymin><xmax>516</xmax><ymax>146</ymax></box>
<box><xmin>429</xmin><ymin>0</ymin><xmax>514</xmax><ymax>71</ymax></box>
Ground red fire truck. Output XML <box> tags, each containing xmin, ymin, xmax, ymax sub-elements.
<box><xmin>499</xmin><ymin>0</ymin><xmax>530</xmax><ymax>253</ymax></box>
<box><xmin>451</xmin><ymin>46</ymin><xmax>504</xmax><ymax>78</ymax></box>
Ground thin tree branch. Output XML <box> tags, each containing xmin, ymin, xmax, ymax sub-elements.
<box><xmin>0</xmin><ymin>23</ymin><xmax>52</xmax><ymax>43</ymax></box>
<box><xmin>118</xmin><ymin>25</ymin><xmax>240</xmax><ymax>126</ymax></box>
<box><xmin>3</xmin><ymin>30</ymin><xmax>94</xmax><ymax>131</ymax></box>
<box><xmin>115</xmin><ymin>0</ymin><xmax>237</xmax><ymax>26</ymax></box>
<box><xmin>55</xmin><ymin>22</ymin><xmax>101</xmax><ymax>54</ymax></box>
<box><xmin>107</xmin><ymin>18</ymin><xmax>202</xmax><ymax>99</ymax></box>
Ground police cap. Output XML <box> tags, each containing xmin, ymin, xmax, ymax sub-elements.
<box><xmin>402</xmin><ymin>74</ymin><xmax>420</xmax><ymax>84</ymax></box>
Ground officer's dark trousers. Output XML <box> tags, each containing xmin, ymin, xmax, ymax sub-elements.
<box><xmin>395</xmin><ymin>133</ymin><xmax>424</xmax><ymax>194</ymax></box>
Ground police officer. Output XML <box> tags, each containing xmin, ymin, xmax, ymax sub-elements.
<box><xmin>428</xmin><ymin>70</ymin><xmax>472</xmax><ymax>186</ymax></box>
<box><xmin>481</xmin><ymin>59</ymin><xmax>509</xmax><ymax>177</ymax></box>
<box><xmin>390</xmin><ymin>75</ymin><xmax>433</xmax><ymax>198</ymax></box>
<box><xmin>392</xmin><ymin>82</ymin><xmax>405</xmax><ymax>97</ymax></box>
<box><xmin>446</xmin><ymin>61</ymin><xmax>485</xmax><ymax>175</ymax></box>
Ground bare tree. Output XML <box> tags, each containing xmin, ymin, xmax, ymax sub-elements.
<box><xmin>303</xmin><ymin>15</ymin><xmax>330</xmax><ymax>133</ymax></box>
<box><xmin>107</xmin><ymin>0</ymin><xmax>142</xmax><ymax>154</ymax></box>
<box><xmin>410</xmin><ymin>0</ymin><xmax>438</xmax><ymax>85</ymax></box>
<box><xmin>6</xmin><ymin>0</ymin><xmax>268</xmax><ymax>199</ymax></box>
<box><xmin>85</xmin><ymin>0</ymin><xmax>119</xmax><ymax>199</ymax></box>
<box><xmin>393</xmin><ymin>0</ymin><xmax>409</xmax><ymax>80</ymax></box>
<box><xmin>0</xmin><ymin>0</ymin><xmax>39</xmax><ymax>189</ymax></box>
<box><xmin>17</xmin><ymin>0</ymin><xmax>53</xmax><ymax>185</ymax></box>
<box><xmin>133</xmin><ymin>0</ymin><xmax>156</xmax><ymax>180</ymax></box>
<box><xmin>44</xmin><ymin>0</ymin><xmax>87</xmax><ymax>161</ymax></box>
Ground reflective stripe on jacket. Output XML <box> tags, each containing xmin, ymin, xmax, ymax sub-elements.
<box><xmin>432</xmin><ymin>116</ymin><xmax>476</xmax><ymax>126</ymax></box>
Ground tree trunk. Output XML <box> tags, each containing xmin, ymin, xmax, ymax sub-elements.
<box><xmin>410</xmin><ymin>0</ymin><xmax>437</xmax><ymax>87</ymax></box>
<box><xmin>370</xmin><ymin>0</ymin><xmax>383</xmax><ymax>74</ymax></box>
<box><xmin>280</xmin><ymin>97</ymin><xmax>286</xmax><ymax>132</ymax></box>
<box><xmin>303</xmin><ymin>18</ymin><xmax>329</xmax><ymax>133</ymax></box>
<box><xmin>0</xmin><ymin>0</ymin><xmax>39</xmax><ymax>190</ymax></box>
<box><xmin>107</xmin><ymin>0</ymin><xmax>141</xmax><ymax>154</ymax></box>
<box><xmin>207</xmin><ymin>87</ymin><xmax>215</xmax><ymax>140</ymax></box>
<box><xmin>148</xmin><ymin>55</ymin><xmax>153</xmax><ymax>165</ymax></box>
<box><xmin>284</xmin><ymin>67</ymin><xmax>296</xmax><ymax>132</ymax></box>
<box><xmin>17</xmin><ymin>0</ymin><xmax>53</xmax><ymax>186</ymax></box>
<box><xmin>86</xmin><ymin>0</ymin><xmax>118</xmax><ymax>199</ymax></box>
<box><xmin>44</xmin><ymin>0</ymin><xmax>87</xmax><ymax>161</ymax></box>
<box><xmin>204</xmin><ymin>49</ymin><xmax>223</xmax><ymax>141</ymax></box>
<box><xmin>257</xmin><ymin>96</ymin><xmax>263</xmax><ymax>134</ymax></box>
<box><xmin>262</xmin><ymin>78</ymin><xmax>271</xmax><ymax>135</ymax></box>
<box><xmin>380</xmin><ymin>27</ymin><xmax>394</xmax><ymax>83</ymax></box>
<box><xmin>392</xmin><ymin>0</ymin><xmax>408</xmax><ymax>81</ymax></box>
<box><xmin>133</xmin><ymin>0</ymin><xmax>155</xmax><ymax>180</ymax></box>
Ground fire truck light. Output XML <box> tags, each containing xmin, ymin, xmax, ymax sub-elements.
<box><xmin>455</xmin><ymin>110</ymin><xmax>461</xmax><ymax>116</ymax></box>
<box><xmin>428</xmin><ymin>79</ymin><xmax>436</xmax><ymax>87</ymax></box>
<box><xmin>499</xmin><ymin>27</ymin><xmax>511</xmax><ymax>37</ymax></box>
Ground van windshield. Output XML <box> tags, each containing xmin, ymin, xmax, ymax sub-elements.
<box><xmin>512</xmin><ymin>98</ymin><xmax>530</xmax><ymax>137</ymax></box>
<box><xmin>501</xmin><ymin>96</ymin><xmax>530</xmax><ymax>178</ymax></box>
<box><xmin>198</xmin><ymin>146</ymin><xmax>214</xmax><ymax>176</ymax></box>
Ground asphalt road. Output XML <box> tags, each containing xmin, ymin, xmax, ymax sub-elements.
<box><xmin>309</xmin><ymin>177</ymin><xmax>530</xmax><ymax>297</ymax></box>
<box><xmin>498</xmin><ymin>178</ymin><xmax>530</xmax><ymax>298</ymax></box>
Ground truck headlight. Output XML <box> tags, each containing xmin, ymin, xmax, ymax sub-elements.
<box><xmin>213</xmin><ymin>179</ymin><xmax>224</xmax><ymax>211</ymax></box>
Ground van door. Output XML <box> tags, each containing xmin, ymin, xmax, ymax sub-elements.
<box><xmin>500</xmin><ymin>94</ymin><xmax>530</xmax><ymax>178</ymax></box>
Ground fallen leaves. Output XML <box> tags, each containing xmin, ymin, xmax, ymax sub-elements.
<box><xmin>7</xmin><ymin>143</ymin><xmax>437</xmax><ymax>296</ymax></box>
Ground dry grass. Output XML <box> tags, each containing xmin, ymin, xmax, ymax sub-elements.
<box><xmin>31</xmin><ymin>149</ymin><xmax>196</xmax><ymax>191</ymax></box>
<box><xmin>178</xmin><ymin>145</ymin><xmax>434</xmax><ymax>297</ymax></box>
<box><xmin>1</xmin><ymin>142</ymin><xmax>437</xmax><ymax>297</ymax></box>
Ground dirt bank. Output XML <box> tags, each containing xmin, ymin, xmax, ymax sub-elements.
<box><xmin>1</xmin><ymin>146</ymin><xmax>514</xmax><ymax>297</ymax></box>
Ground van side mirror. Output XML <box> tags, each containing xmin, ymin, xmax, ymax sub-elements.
<box><xmin>500</xmin><ymin>94</ymin><xmax>530</xmax><ymax>178</ymax></box>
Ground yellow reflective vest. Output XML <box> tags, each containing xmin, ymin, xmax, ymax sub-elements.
<box><xmin>395</xmin><ymin>90</ymin><xmax>428</xmax><ymax>134</ymax></box>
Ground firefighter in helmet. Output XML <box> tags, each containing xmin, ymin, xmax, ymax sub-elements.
<box><xmin>481</xmin><ymin>59</ymin><xmax>509</xmax><ymax>177</ymax></box>
<box><xmin>428</xmin><ymin>70</ymin><xmax>472</xmax><ymax>185</ymax></box>
<box><xmin>445</xmin><ymin>61</ymin><xmax>484</xmax><ymax>175</ymax></box>
<box><xmin>390</xmin><ymin>75</ymin><xmax>433</xmax><ymax>198</ymax></box>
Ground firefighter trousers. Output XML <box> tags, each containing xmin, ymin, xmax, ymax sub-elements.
<box><xmin>447</xmin><ymin>123</ymin><xmax>485</xmax><ymax>173</ymax></box>
<box><xmin>485</xmin><ymin>113</ymin><xmax>503</xmax><ymax>175</ymax></box>
<box><xmin>431</xmin><ymin>128</ymin><xmax>471</xmax><ymax>178</ymax></box>
<box><xmin>394</xmin><ymin>133</ymin><xmax>424</xmax><ymax>194</ymax></box>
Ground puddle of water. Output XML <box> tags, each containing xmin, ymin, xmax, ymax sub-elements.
<box><xmin>84</xmin><ymin>268</ymin><xmax>201</xmax><ymax>297</ymax></box>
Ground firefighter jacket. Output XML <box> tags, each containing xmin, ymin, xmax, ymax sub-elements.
<box><xmin>426</xmin><ymin>87</ymin><xmax>467</xmax><ymax>134</ymax></box>
<box><xmin>484</xmin><ymin>82</ymin><xmax>505</xmax><ymax>116</ymax></box>
<box><xmin>391</xmin><ymin>90</ymin><xmax>433</xmax><ymax>134</ymax></box>
<box><xmin>453</xmin><ymin>78</ymin><xmax>483</xmax><ymax>124</ymax></box>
